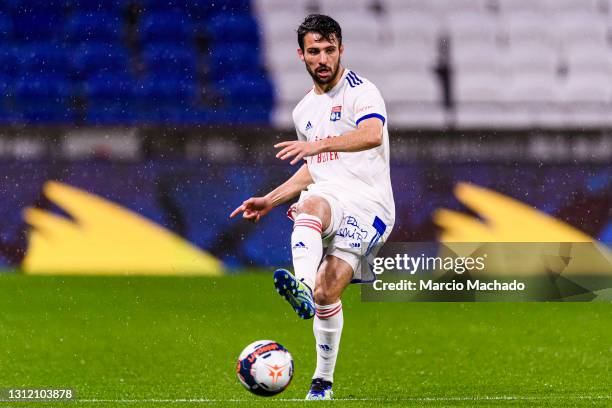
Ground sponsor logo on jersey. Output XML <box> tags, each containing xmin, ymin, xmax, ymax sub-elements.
<box><xmin>330</xmin><ymin>105</ymin><xmax>342</xmax><ymax>122</ymax></box>
<box><xmin>293</xmin><ymin>241</ymin><xmax>307</xmax><ymax>249</ymax></box>
<box><xmin>305</xmin><ymin>121</ymin><xmax>312</xmax><ymax>131</ymax></box>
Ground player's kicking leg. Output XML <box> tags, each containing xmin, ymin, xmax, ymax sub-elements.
<box><xmin>274</xmin><ymin>196</ymin><xmax>331</xmax><ymax>319</ymax></box>
<box><xmin>306</xmin><ymin>255</ymin><xmax>353</xmax><ymax>400</ymax></box>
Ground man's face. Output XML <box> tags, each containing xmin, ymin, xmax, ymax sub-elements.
<box><xmin>298</xmin><ymin>32</ymin><xmax>343</xmax><ymax>86</ymax></box>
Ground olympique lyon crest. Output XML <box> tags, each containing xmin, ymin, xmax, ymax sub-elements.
<box><xmin>330</xmin><ymin>105</ymin><xmax>342</xmax><ymax>122</ymax></box>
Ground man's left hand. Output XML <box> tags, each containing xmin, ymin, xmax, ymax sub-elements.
<box><xmin>274</xmin><ymin>140</ymin><xmax>321</xmax><ymax>165</ymax></box>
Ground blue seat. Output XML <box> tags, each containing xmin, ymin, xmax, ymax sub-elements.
<box><xmin>66</xmin><ymin>0</ymin><xmax>127</xmax><ymax>12</ymax></box>
<box><xmin>0</xmin><ymin>14</ymin><xmax>12</xmax><ymax>41</ymax></box>
<box><xmin>139</xmin><ymin>0</ymin><xmax>191</xmax><ymax>11</ymax></box>
<box><xmin>72</xmin><ymin>43</ymin><xmax>129</xmax><ymax>78</ymax></box>
<box><xmin>65</xmin><ymin>12</ymin><xmax>125</xmax><ymax>43</ymax></box>
<box><xmin>14</xmin><ymin>75</ymin><xmax>74</xmax><ymax>124</ymax></box>
<box><xmin>142</xmin><ymin>44</ymin><xmax>197</xmax><ymax>78</ymax></box>
<box><xmin>84</xmin><ymin>73</ymin><xmax>135</xmax><ymax>100</ymax></box>
<box><xmin>0</xmin><ymin>47</ymin><xmax>16</xmax><ymax>76</ymax></box>
<box><xmin>217</xmin><ymin>74</ymin><xmax>273</xmax><ymax>105</ymax></box>
<box><xmin>85</xmin><ymin>102</ymin><xmax>137</xmax><ymax>125</ymax></box>
<box><xmin>11</xmin><ymin>13</ymin><xmax>63</xmax><ymax>42</ymax></box>
<box><xmin>135</xmin><ymin>77</ymin><xmax>198</xmax><ymax>105</ymax></box>
<box><xmin>206</xmin><ymin>13</ymin><xmax>259</xmax><ymax>44</ymax></box>
<box><xmin>139</xmin><ymin>11</ymin><xmax>194</xmax><ymax>43</ymax></box>
<box><xmin>190</xmin><ymin>0</ymin><xmax>251</xmax><ymax>19</ymax></box>
<box><xmin>16</xmin><ymin>43</ymin><xmax>69</xmax><ymax>76</ymax></box>
<box><xmin>209</xmin><ymin>43</ymin><xmax>260</xmax><ymax>80</ymax></box>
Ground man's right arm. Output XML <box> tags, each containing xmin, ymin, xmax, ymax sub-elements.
<box><xmin>229</xmin><ymin>163</ymin><xmax>313</xmax><ymax>222</ymax></box>
<box><xmin>265</xmin><ymin>163</ymin><xmax>313</xmax><ymax>207</ymax></box>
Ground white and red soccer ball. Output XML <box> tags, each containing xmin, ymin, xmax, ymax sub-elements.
<box><xmin>236</xmin><ymin>340</ymin><xmax>294</xmax><ymax>396</ymax></box>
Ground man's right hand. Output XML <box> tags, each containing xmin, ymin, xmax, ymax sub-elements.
<box><xmin>229</xmin><ymin>197</ymin><xmax>273</xmax><ymax>223</ymax></box>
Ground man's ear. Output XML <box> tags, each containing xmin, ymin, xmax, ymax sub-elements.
<box><xmin>297</xmin><ymin>47</ymin><xmax>305</xmax><ymax>62</ymax></box>
<box><xmin>339</xmin><ymin>44</ymin><xmax>344</xmax><ymax>56</ymax></box>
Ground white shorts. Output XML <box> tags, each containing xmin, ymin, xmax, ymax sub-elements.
<box><xmin>289</xmin><ymin>183</ymin><xmax>393</xmax><ymax>283</ymax></box>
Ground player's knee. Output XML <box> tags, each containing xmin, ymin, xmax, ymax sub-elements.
<box><xmin>296</xmin><ymin>197</ymin><xmax>331</xmax><ymax>228</ymax></box>
<box><xmin>313</xmin><ymin>285</ymin><xmax>337</xmax><ymax>305</ymax></box>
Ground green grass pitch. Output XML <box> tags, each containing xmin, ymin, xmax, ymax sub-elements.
<box><xmin>0</xmin><ymin>273</ymin><xmax>610</xmax><ymax>407</ymax></box>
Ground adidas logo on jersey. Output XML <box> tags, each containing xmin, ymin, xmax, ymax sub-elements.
<box><xmin>305</xmin><ymin>121</ymin><xmax>312</xmax><ymax>131</ymax></box>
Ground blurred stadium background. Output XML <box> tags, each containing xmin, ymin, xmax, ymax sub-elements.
<box><xmin>0</xmin><ymin>0</ymin><xmax>609</xmax><ymax>273</ymax></box>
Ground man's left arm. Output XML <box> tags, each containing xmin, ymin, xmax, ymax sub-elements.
<box><xmin>275</xmin><ymin>118</ymin><xmax>383</xmax><ymax>165</ymax></box>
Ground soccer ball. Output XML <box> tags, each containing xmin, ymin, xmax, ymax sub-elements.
<box><xmin>236</xmin><ymin>340</ymin><xmax>294</xmax><ymax>396</ymax></box>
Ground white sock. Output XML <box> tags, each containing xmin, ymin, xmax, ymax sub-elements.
<box><xmin>313</xmin><ymin>301</ymin><xmax>343</xmax><ymax>382</ymax></box>
<box><xmin>291</xmin><ymin>214</ymin><xmax>323</xmax><ymax>291</ymax></box>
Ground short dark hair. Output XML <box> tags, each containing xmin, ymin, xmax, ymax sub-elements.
<box><xmin>297</xmin><ymin>14</ymin><xmax>342</xmax><ymax>51</ymax></box>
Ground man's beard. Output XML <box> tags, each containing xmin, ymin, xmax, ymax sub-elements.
<box><xmin>306</xmin><ymin>60</ymin><xmax>341</xmax><ymax>86</ymax></box>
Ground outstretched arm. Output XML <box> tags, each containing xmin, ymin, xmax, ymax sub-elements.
<box><xmin>229</xmin><ymin>164</ymin><xmax>313</xmax><ymax>223</ymax></box>
<box><xmin>274</xmin><ymin>117</ymin><xmax>383</xmax><ymax>165</ymax></box>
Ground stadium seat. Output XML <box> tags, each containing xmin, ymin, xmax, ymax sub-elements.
<box><xmin>84</xmin><ymin>73</ymin><xmax>135</xmax><ymax>101</ymax></box>
<box><xmin>330</xmin><ymin>12</ymin><xmax>380</xmax><ymax>45</ymax></box>
<box><xmin>142</xmin><ymin>44</ymin><xmax>197</xmax><ymax>79</ymax></box>
<box><xmin>273</xmin><ymin>71</ymin><xmax>312</xmax><ymax>104</ymax></box>
<box><xmin>319</xmin><ymin>0</ymin><xmax>379</xmax><ymax>14</ymax></box>
<box><xmin>383</xmin><ymin>0</ymin><xmax>440</xmax><ymax>14</ymax></box>
<box><xmin>554</xmin><ymin>12</ymin><xmax>609</xmax><ymax>50</ymax></box>
<box><xmin>497</xmin><ymin>0</ymin><xmax>549</xmax><ymax>14</ymax></box>
<box><xmin>0</xmin><ymin>47</ymin><xmax>16</xmax><ymax>76</ymax></box>
<box><xmin>209</xmin><ymin>44</ymin><xmax>261</xmax><ymax>80</ymax></box>
<box><xmin>11</xmin><ymin>13</ymin><xmax>64</xmax><ymax>42</ymax></box>
<box><xmin>504</xmin><ymin>11</ymin><xmax>556</xmax><ymax>47</ymax></box>
<box><xmin>217</xmin><ymin>74</ymin><xmax>274</xmax><ymax>111</ymax></box>
<box><xmin>205</xmin><ymin>13</ymin><xmax>260</xmax><ymax>44</ymax></box>
<box><xmin>14</xmin><ymin>75</ymin><xmax>74</xmax><ymax>124</ymax></box>
<box><xmin>255</xmin><ymin>0</ymin><xmax>317</xmax><ymax>15</ymax></box>
<box><xmin>388</xmin><ymin>11</ymin><xmax>441</xmax><ymax>46</ymax></box>
<box><xmin>65</xmin><ymin>12</ymin><xmax>125</xmax><ymax>43</ymax></box>
<box><xmin>377</xmin><ymin>71</ymin><xmax>440</xmax><ymax>104</ymax></box>
<box><xmin>17</xmin><ymin>43</ymin><xmax>69</xmax><ymax>76</ymax></box>
<box><xmin>504</xmin><ymin>43</ymin><xmax>560</xmax><ymax>76</ymax></box>
<box><xmin>451</xmin><ymin>42</ymin><xmax>503</xmax><ymax>76</ymax></box>
<box><xmin>559</xmin><ymin>73</ymin><xmax>610</xmax><ymax>103</ymax></box>
<box><xmin>72</xmin><ymin>43</ymin><xmax>130</xmax><ymax>78</ymax></box>
<box><xmin>563</xmin><ymin>43</ymin><xmax>612</xmax><ymax>77</ymax></box>
<box><xmin>0</xmin><ymin>14</ymin><xmax>12</xmax><ymax>41</ymax></box>
<box><xmin>547</xmin><ymin>0</ymin><xmax>605</xmax><ymax>15</ymax></box>
<box><xmin>504</xmin><ymin>73</ymin><xmax>559</xmax><ymax>103</ymax></box>
<box><xmin>139</xmin><ymin>11</ymin><xmax>194</xmax><ymax>43</ymax></box>
<box><xmin>66</xmin><ymin>0</ymin><xmax>127</xmax><ymax>12</ymax></box>
<box><xmin>445</xmin><ymin>11</ymin><xmax>500</xmax><ymax>48</ymax></box>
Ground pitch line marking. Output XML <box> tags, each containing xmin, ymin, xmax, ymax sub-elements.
<box><xmin>77</xmin><ymin>395</ymin><xmax>612</xmax><ymax>403</ymax></box>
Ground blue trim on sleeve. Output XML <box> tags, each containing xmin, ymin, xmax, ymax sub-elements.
<box><xmin>356</xmin><ymin>113</ymin><xmax>386</xmax><ymax>126</ymax></box>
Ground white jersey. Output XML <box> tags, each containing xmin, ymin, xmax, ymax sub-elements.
<box><xmin>292</xmin><ymin>68</ymin><xmax>395</xmax><ymax>227</ymax></box>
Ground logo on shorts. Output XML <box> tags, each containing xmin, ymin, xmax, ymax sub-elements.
<box><xmin>330</xmin><ymin>105</ymin><xmax>342</xmax><ymax>122</ymax></box>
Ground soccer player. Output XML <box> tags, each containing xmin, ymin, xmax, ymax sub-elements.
<box><xmin>230</xmin><ymin>14</ymin><xmax>395</xmax><ymax>400</ymax></box>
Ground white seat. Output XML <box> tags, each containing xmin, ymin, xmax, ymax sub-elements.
<box><xmin>504</xmin><ymin>74</ymin><xmax>559</xmax><ymax>103</ymax></box>
<box><xmin>319</xmin><ymin>0</ymin><xmax>378</xmax><ymax>14</ymax></box>
<box><xmin>344</xmin><ymin>43</ymin><xmax>437</xmax><ymax>78</ymax></box>
<box><xmin>497</xmin><ymin>0</ymin><xmax>549</xmax><ymax>14</ymax></box>
<box><xmin>559</xmin><ymin>73</ymin><xmax>611</xmax><ymax>103</ymax></box>
<box><xmin>388</xmin><ymin>11</ymin><xmax>441</xmax><ymax>45</ymax></box>
<box><xmin>255</xmin><ymin>0</ymin><xmax>318</xmax><ymax>15</ymax></box>
<box><xmin>274</xmin><ymin>72</ymin><xmax>313</xmax><ymax>105</ymax></box>
<box><xmin>451</xmin><ymin>42</ymin><xmax>504</xmax><ymax>76</ymax></box>
<box><xmin>432</xmin><ymin>0</ymin><xmax>494</xmax><ymax>15</ymax></box>
<box><xmin>455</xmin><ymin>72</ymin><xmax>504</xmax><ymax>103</ymax></box>
<box><xmin>563</xmin><ymin>43</ymin><xmax>612</xmax><ymax>76</ymax></box>
<box><xmin>383</xmin><ymin>0</ymin><xmax>440</xmax><ymax>14</ymax></box>
<box><xmin>545</xmin><ymin>0</ymin><xmax>605</xmax><ymax>15</ymax></box>
<box><xmin>504</xmin><ymin>11</ymin><xmax>556</xmax><ymax>48</ymax></box>
<box><xmin>503</xmin><ymin>43</ymin><xmax>560</xmax><ymax>76</ymax></box>
<box><xmin>334</xmin><ymin>12</ymin><xmax>382</xmax><ymax>45</ymax></box>
<box><xmin>445</xmin><ymin>11</ymin><xmax>501</xmax><ymax>48</ymax></box>
<box><xmin>260</xmin><ymin>12</ymin><xmax>305</xmax><ymax>45</ymax></box>
<box><xmin>376</xmin><ymin>71</ymin><xmax>440</xmax><ymax>104</ymax></box>
<box><xmin>554</xmin><ymin>12</ymin><xmax>609</xmax><ymax>49</ymax></box>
